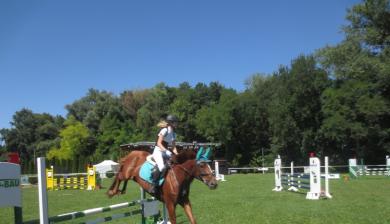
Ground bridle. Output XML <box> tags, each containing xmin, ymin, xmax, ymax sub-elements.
<box><xmin>175</xmin><ymin>160</ymin><xmax>214</xmax><ymax>182</ymax></box>
<box><xmin>196</xmin><ymin>161</ymin><xmax>214</xmax><ymax>181</ymax></box>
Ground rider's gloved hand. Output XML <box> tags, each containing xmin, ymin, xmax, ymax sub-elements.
<box><xmin>164</xmin><ymin>150</ymin><xmax>172</xmax><ymax>158</ymax></box>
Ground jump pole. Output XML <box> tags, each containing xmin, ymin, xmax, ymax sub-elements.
<box><xmin>37</xmin><ymin>157</ymin><xmax>49</xmax><ymax>224</ymax></box>
<box><xmin>291</xmin><ymin>161</ymin><xmax>294</xmax><ymax>176</ymax></box>
<box><xmin>324</xmin><ymin>156</ymin><xmax>332</xmax><ymax>198</ymax></box>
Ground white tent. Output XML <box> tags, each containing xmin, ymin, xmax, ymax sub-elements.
<box><xmin>94</xmin><ymin>160</ymin><xmax>119</xmax><ymax>178</ymax></box>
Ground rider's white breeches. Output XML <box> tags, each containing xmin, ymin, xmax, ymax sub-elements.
<box><xmin>152</xmin><ymin>146</ymin><xmax>165</xmax><ymax>172</ymax></box>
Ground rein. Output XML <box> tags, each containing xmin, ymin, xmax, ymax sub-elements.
<box><xmin>174</xmin><ymin>161</ymin><xmax>211</xmax><ymax>181</ymax></box>
<box><xmin>175</xmin><ymin>163</ymin><xmax>194</xmax><ymax>178</ymax></box>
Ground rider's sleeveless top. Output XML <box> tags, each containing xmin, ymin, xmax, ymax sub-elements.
<box><xmin>156</xmin><ymin>127</ymin><xmax>176</xmax><ymax>150</ymax></box>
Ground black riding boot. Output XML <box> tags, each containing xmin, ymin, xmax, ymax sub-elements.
<box><xmin>150</xmin><ymin>168</ymin><xmax>161</xmax><ymax>194</ymax></box>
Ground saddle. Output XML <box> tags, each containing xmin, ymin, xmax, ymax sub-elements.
<box><xmin>139</xmin><ymin>155</ymin><xmax>169</xmax><ymax>186</ymax></box>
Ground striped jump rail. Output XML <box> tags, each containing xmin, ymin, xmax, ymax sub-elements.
<box><xmin>281</xmin><ymin>178</ymin><xmax>310</xmax><ymax>184</ymax></box>
<box><xmin>282</xmin><ymin>178</ymin><xmax>310</xmax><ymax>190</ymax></box>
<box><xmin>281</xmin><ymin>173</ymin><xmax>310</xmax><ymax>178</ymax></box>
<box><xmin>364</xmin><ymin>168</ymin><xmax>389</xmax><ymax>171</ymax></box>
<box><xmin>24</xmin><ymin>199</ymin><xmax>156</xmax><ymax>224</ymax></box>
<box><xmin>282</xmin><ymin>179</ymin><xmax>309</xmax><ymax>184</ymax></box>
<box><xmin>282</xmin><ymin>182</ymin><xmax>310</xmax><ymax>190</ymax></box>
<box><xmin>80</xmin><ymin>210</ymin><xmax>142</xmax><ymax>224</ymax></box>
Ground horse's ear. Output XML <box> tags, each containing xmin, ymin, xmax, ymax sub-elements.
<box><xmin>203</xmin><ymin>147</ymin><xmax>211</xmax><ymax>159</ymax></box>
<box><xmin>196</xmin><ymin>147</ymin><xmax>204</xmax><ymax>160</ymax></box>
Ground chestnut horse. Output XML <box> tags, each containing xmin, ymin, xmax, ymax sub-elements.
<box><xmin>107</xmin><ymin>149</ymin><xmax>218</xmax><ymax>224</ymax></box>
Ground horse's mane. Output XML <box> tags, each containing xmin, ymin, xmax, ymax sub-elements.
<box><xmin>172</xmin><ymin>149</ymin><xmax>196</xmax><ymax>164</ymax></box>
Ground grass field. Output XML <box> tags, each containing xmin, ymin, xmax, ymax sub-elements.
<box><xmin>1</xmin><ymin>174</ymin><xmax>390</xmax><ymax>224</ymax></box>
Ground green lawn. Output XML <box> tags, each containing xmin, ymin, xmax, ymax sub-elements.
<box><xmin>1</xmin><ymin>174</ymin><xmax>390</xmax><ymax>224</ymax></box>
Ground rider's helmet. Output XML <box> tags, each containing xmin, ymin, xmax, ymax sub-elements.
<box><xmin>166</xmin><ymin>114</ymin><xmax>179</xmax><ymax>124</ymax></box>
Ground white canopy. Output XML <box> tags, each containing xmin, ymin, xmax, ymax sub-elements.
<box><xmin>94</xmin><ymin>160</ymin><xmax>119</xmax><ymax>178</ymax></box>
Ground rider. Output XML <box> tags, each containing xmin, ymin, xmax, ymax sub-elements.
<box><xmin>151</xmin><ymin>114</ymin><xmax>179</xmax><ymax>192</ymax></box>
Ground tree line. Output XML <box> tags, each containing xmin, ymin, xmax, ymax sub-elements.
<box><xmin>1</xmin><ymin>0</ymin><xmax>389</xmax><ymax>172</ymax></box>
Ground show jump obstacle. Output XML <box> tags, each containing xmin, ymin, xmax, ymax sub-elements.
<box><xmin>349</xmin><ymin>156</ymin><xmax>390</xmax><ymax>178</ymax></box>
<box><xmin>272</xmin><ymin>155</ymin><xmax>332</xmax><ymax>200</ymax></box>
<box><xmin>46</xmin><ymin>166</ymin><xmax>96</xmax><ymax>190</ymax></box>
<box><xmin>0</xmin><ymin>158</ymin><xmax>162</xmax><ymax>224</ymax></box>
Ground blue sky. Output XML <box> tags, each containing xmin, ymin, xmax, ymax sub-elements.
<box><xmin>0</xmin><ymin>0</ymin><xmax>360</xmax><ymax>129</ymax></box>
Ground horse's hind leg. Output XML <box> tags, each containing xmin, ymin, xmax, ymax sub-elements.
<box><xmin>119</xmin><ymin>156</ymin><xmax>140</xmax><ymax>194</ymax></box>
<box><xmin>120</xmin><ymin>180</ymin><xmax>128</xmax><ymax>194</ymax></box>
<box><xmin>107</xmin><ymin>174</ymin><xmax>122</xmax><ymax>197</ymax></box>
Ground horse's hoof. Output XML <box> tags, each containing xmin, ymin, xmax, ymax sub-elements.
<box><xmin>107</xmin><ymin>191</ymin><xmax>115</xmax><ymax>198</ymax></box>
<box><xmin>121</xmin><ymin>190</ymin><xmax>126</xmax><ymax>194</ymax></box>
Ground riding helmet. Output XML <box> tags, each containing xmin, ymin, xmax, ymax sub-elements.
<box><xmin>166</xmin><ymin>114</ymin><xmax>179</xmax><ymax>123</ymax></box>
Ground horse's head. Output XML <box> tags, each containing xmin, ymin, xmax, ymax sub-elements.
<box><xmin>194</xmin><ymin>147</ymin><xmax>218</xmax><ymax>190</ymax></box>
<box><xmin>194</xmin><ymin>161</ymin><xmax>218</xmax><ymax>189</ymax></box>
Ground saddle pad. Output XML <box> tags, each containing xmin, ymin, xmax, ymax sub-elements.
<box><xmin>139</xmin><ymin>161</ymin><xmax>165</xmax><ymax>186</ymax></box>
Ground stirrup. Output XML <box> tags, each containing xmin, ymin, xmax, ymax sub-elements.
<box><xmin>149</xmin><ymin>182</ymin><xmax>160</xmax><ymax>194</ymax></box>
<box><xmin>160</xmin><ymin>167</ymin><xmax>169</xmax><ymax>177</ymax></box>
<box><xmin>166</xmin><ymin>159</ymin><xmax>173</xmax><ymax>168</ymax></box>
<box><xmin>149</xmin><ymin>185</ymin><xmax>157</xmax><ymax>194</ymax></box>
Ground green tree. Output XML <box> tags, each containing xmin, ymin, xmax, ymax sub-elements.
<box><xmin>120</xmin><ymin>89</ymin><xmax>150</xmax><ymax>120</ymax></box>
<box><xmin>195</xmin><ymin>89</ymin><xmax>237</xmax><ymax>143</ymax></box>
<box><xmin>0</xmin><ymin>109</ymin><xmax>64</xmax><ymax>167</ymax></box>
<box><xmin>252</xmin><ymin>56</ymin><xmax>330</xmax><ymax>163</ymax></box>
<box><xmin>47</xmin><ymin>116</ymin><xmax>90</xmax><ymax>160</ymax></box>
<box><xmin>317</xmin><ymin>0</ymin><xmax>390</xmax><ymax>163</ymax></box>
<box><xmin>238</xmin><ymin>74</ymin><xmax>274</xmax><ymax>165</ymax></box>
<box><xmin>66</xmin><ymin>89</ymin><xmax>123</xmax><ymax>133</ymax></box>
<box><xmin>135</xmin><ymin>83</ymin><xmax>171</xmax><ymax>138</ymax></box>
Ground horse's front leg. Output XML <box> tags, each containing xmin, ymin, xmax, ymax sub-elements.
<box><xmin>166</xmin><ymin>202</ymin><xmax>177</xmax><ymax>224</ymax></box>
<box><xmin>182</xmin><ymin>200</ymin><xmax>196</xmax><ymax>224</ymax></box>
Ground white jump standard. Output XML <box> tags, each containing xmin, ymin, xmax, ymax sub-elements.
<box><xmin>214</xmin><ymin>161</ymin><xmax>226</xmax><ymax>181</ymax></box>
<box><xmin>272</xmin><ymin>155</ymin><xmax>332</xmax><ymax>200</ymax></box>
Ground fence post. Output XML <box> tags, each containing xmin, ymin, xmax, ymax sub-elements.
<box><xmin>14</xmin><ymin>207</ymin><xmax>22</xmax><ymax>224</ymax></box>
<box><xmin>37</xmin><ymin>157</ymin><xmax>49</xmax><ymax>224</ymax></box>
<box><xmin>215</xmin><ymin>161</ymin><xmax>219</xmax><ymax>178</ymax></box>
<box><xmin>140</xmin><ymin>188</ymin><xmax>146</xmax><ymax>224</ymax></box>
